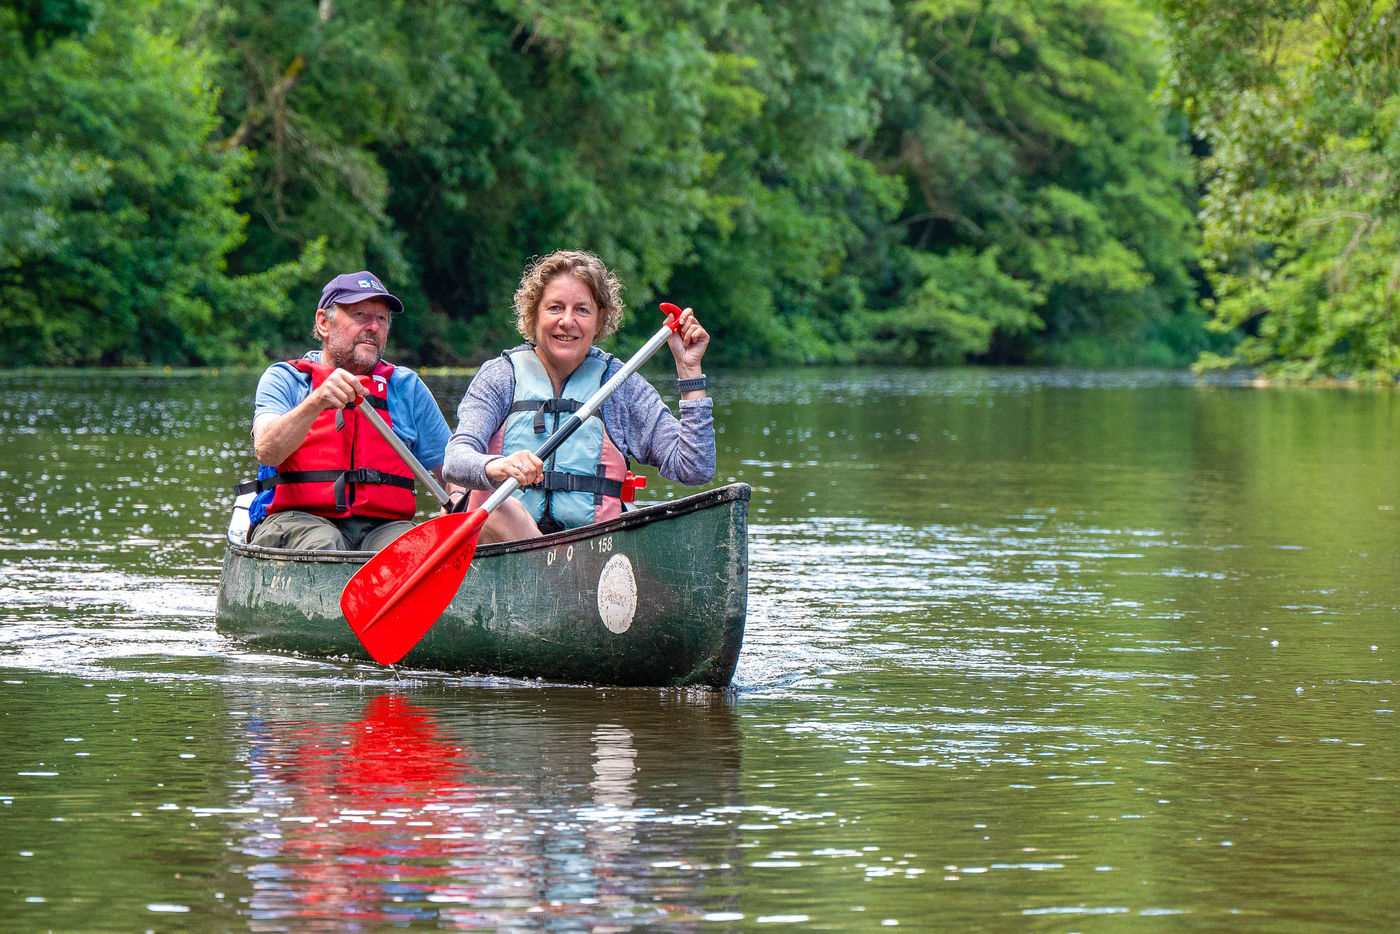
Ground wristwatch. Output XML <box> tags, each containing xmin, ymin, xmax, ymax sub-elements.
<box><xmin>676</xmin><ymin>375</ymin><xmax>707</xmax><ymax>392</ymax></box>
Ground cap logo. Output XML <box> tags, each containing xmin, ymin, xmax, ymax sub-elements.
<box><xmin>357</xmin><ymin>277</ymin><xmax>382</xmax><ymax>291</ymax></box>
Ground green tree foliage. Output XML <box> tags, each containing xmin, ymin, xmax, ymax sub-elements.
<box><xmin>865</xmin><ymin>0</ymin><xmax>1205</xmax><ymax>365</ymax></box>
<box><xmin>1162</xmin><ymin>0</ymin><xmax>1400</xmax><ymax>381</ymax></box>
<box><xmin>204</xmin><ymin>0</ymin><xmax>410</xmax><ymax>313</ymax></box>
<box><xmin>0</xmin><ymin>1</ymin><xmax>318</xmax><ymax>367</ymax></box>
<box><xmin>1</xmin><ymin>0</ymin><xmax>1212</xmax><ymax>370</ymax></box>
<box><xmin>663</xmin><ymin>0</ymin><xmax>910</xmax><ymax>365</ymax></box>
<box><xmin>387</xmin><ymin>0</ymin><xmax>736</xmax><ymax>360</ymax></box>
<box><xmin>202</xmin><ymin>0</ymin><xmax>912</xmax><ymax>365</ymax></box>
<box><xmin>200</xmin><ymin>0</ymin><xmax>1205</xmax><ymax>367</ymax></box>
<box><xmin>199</xmin><ymin>0</ymin><xmax>724</xmax><ymax>360</ymax></box>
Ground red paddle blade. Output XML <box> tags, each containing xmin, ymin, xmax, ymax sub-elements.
<box><xmin>339</xmin><ymin>509</ymin><xmax>487</xmax><ymax>664</ymax></box>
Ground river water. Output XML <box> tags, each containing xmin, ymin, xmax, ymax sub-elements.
<box><xmin>0</xmin><ymin>367</ymin><xmax>1396</xmax><ymax>931</ymax></box>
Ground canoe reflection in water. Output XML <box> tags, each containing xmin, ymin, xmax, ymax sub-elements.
<box><xmin>237</xmin><ymin>695</ymin><xmax>488</xmax><ymax>926</ymax></box>
<box><xmin>230</xmin><ymin>688</ymin><xmax>743</xmax><ymax>928</ymax></box>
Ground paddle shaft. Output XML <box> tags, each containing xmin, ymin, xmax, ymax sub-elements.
<box><xmin>355</xmin><ymin>399</ymin><xmax>452</xmax><ymax>507</ymax></box>
<box><xmin>478</xmin><ymin>315</ymin><xmax>680</xmax><ymax>514</ymax></box>
<box><xmin>340</xmin><ymin>303</ymin><xmax>684</xmax><ymax>661</ymax></box>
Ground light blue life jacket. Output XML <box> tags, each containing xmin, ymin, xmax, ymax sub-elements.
<box><xmin>495</xmin><ymin>348</ymin><xmax>628</xmax><ymax>531</ymax></box>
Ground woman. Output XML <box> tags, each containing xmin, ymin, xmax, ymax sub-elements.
<box><xmin>443</xmin><ymin>250</ymin><xmax>714</xmax><ymax>542</ymax></box>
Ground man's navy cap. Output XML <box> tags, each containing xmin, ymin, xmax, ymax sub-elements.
<box><xmin>318</xmin><ymin>271</ymin><xmax>404</xmax><ymax>314</ymax></box>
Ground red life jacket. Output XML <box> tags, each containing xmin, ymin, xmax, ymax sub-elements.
<box><xmin>267</xmin><ymin>360</ymin><xmax>418</xmax><ymax>520</ymax></box>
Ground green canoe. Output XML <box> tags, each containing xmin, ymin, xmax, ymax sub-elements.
<box><xmin>214</xmin><ymin>483</ymin><xmax>750</xmax><ymax>688</ymax></box>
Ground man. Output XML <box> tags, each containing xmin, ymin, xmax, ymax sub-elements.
<box><xmin>241</xmin><ymin>270</ymin><xmax>464</xmax><ymax>550</ymax></box>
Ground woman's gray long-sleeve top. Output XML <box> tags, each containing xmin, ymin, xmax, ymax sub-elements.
<box><xmin>442</xmin><ymin>345</ymin><xmax>715</xmax><ymax>492</ymax></box>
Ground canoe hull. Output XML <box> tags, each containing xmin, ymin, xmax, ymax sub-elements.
<box><xmin>215</xmin><ymin>484</ymin><xmax>750</xmax><ymax>687</ymax></box>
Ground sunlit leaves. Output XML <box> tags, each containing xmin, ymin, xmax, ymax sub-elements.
<box><xmin>1164</xmin><ymin>0</ymin><xmax>1400</xmax><ymax>380</ymax></box>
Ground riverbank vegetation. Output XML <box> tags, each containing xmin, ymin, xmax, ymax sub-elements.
<box><xmin>2</xmin><ymin>1</ymin><xmax>1395</xmax><ymax>380</ymax></box>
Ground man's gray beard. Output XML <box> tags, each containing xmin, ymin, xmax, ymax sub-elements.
<box><xmin>326</xmin><ymin>342</ymin><xmax>382</xmax><ymax>375</ymax></box>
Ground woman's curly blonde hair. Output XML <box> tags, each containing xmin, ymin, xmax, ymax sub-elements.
<box><xmin>513</xmin><ymin>250</ymin><xmax>625</xmax><ymax>343</ymax></box>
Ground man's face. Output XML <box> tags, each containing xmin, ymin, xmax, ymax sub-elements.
<box><xmin>318</xmin><ymin>298</ymin><xmax>392</xmax><ymax>374</ymax></box>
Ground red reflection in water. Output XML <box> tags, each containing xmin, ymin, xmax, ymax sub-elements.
<box><xmin>240</xmin><ymin>694</ymin><xmax>509</xmax><ymax>928</ymax></box>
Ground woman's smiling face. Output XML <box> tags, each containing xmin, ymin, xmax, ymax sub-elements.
<box><xmin>532</xmin><ymin>273</ymin><xmax>599</xmax><ymax>389</ymax></box>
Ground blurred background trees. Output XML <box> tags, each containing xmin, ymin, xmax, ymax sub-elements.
<box><xmin>2</xmin><ymin>0</ymin><xmax>1394</xmax><ymax>379</ymax></box>
<box><xmin>1161</xmin><ymin>0</ymin><xmax>1400</xmax><ymax>381</ymax></box>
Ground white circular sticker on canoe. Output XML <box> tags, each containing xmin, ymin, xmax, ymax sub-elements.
<box><xmin>597</xmin><ymin>553</ymin><xmax>638</xmax><ymax>634</ymax></box>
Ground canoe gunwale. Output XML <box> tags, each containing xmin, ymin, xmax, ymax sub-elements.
<box><xmin>226</xmin><ymin>483</ymin><xmax>752</xmax><ymax>564</ymax></box>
